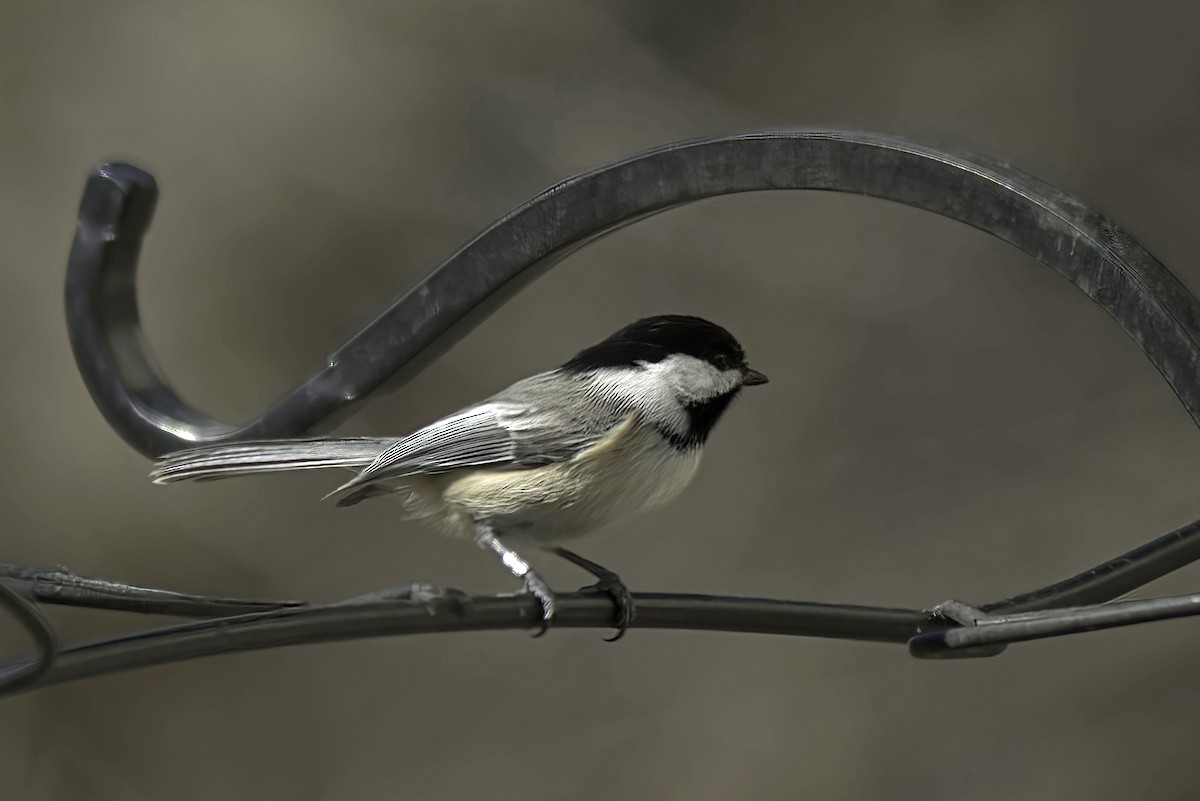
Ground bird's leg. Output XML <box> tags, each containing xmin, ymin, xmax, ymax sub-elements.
<box><xmin>474</xmin><ymin>525</ymin><xmax>556</xmax><ymax>635</ymax></box>
<box><xmin>551</xmin><ymin>547</ymin><xmax>635</xmax><ymax>641</ymax></box>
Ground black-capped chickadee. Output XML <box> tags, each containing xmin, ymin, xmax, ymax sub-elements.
<box><xmin>151</xmin><ymin>315</ymin><xmax>767</xmax><ymax>635</ymax></box>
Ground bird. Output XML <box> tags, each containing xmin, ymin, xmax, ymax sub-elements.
<box><xmin>150</xmin><ymin>315</ymin><xmax>768</xmax><ymax>637</ymax></box>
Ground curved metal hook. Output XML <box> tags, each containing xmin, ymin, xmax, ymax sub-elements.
<box><xmin>66</xmin><ymin>131</ymin><xmax>1200</xmax><ymax>457</ymax></box>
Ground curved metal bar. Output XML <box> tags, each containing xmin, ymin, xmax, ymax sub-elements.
<box><xmin>980</xmin><ymin>515</ymin><xmax>1200</xmax><ymax>614</ymax></box>
<box><xmin>65</xmin><ymin>131</ymin><xmax>1200</xmax><ymax>458</ymax></box>
<box><xmin>0</xmin><ymin>591</ymin><xmax>922</xmax><ymax>699</ymax></box>
<box><xmin>0</xmin><ymin>579</ymin><xmax>57</xmax><ymax>696</ymax></box>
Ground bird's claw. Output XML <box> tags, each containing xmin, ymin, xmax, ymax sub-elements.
<box><xmin>579</xmin><ymin>574</ymin><xmax>636</xmax><ymax>641</ymax></box>
<box><xmin>550</xmin><ymin>546</ymin><xmax>635</xmax><ymax>641</ymax></box>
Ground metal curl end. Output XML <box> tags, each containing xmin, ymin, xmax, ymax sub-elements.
<box><xmin>65</xmin><ymin>132</ymin><xmax>1200</xmax><ymax>459</ymax></box>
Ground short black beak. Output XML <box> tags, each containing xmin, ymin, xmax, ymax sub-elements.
<box><xmin>742</xmin><ymin>367</ymin><xmax>769</xmax><ymax>386</ymax></box>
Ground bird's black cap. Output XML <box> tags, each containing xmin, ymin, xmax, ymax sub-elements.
<box><xmin>564</xmin><ymin>315</ymin><xmax>750</xmax><ymax>373</ymax></box>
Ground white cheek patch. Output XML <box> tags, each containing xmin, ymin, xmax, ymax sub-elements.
<box><xmin>580</xmin><ymin>355</ymin><xmax>742</xmax><ymax>443</ymax></box>
<box><xmin>643</xmin><ymin>354</ymin><xmax>742</xmax><ymax>402</ymax></box>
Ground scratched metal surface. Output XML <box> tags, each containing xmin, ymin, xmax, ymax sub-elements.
<box><xmin>4</xmin><ymin>3</ymin><xmax>1200</xmax><ymax>800</ymax></box>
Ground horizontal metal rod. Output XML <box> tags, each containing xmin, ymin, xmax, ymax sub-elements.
<box><xmin>7</xmin><ymin>509</ymin><xmax>1200</xmax><ymax>695</ymax></box>
<box><xmin>0</xmin><ymin>592</ymin><xmax>923</xmax><ymax>699</ymax></box>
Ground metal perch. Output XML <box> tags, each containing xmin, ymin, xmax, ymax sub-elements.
<box><xmin>4</xmin><ymin>130</ymin><xmax>1200</xmax><ymax>698</ymax></box>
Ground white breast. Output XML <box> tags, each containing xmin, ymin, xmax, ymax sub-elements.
<box><xmin>410</xmin><ymin>415</ymin><xmax>701</xmax><ymax>543</ymax></box>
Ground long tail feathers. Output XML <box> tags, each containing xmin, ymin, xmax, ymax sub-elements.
<box><xmin>150</xmin><ymin>437</ymin><xmax>390</xmax><ymax>485</ymax></box>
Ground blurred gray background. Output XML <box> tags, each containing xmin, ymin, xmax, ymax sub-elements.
<box><xmin>4</xmin><ymin>1</ymin><xmax>1200</xmax><ymax>799</ymax></box>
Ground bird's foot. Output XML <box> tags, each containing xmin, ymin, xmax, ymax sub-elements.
<box><xmin>579</xmin><ymin>575</ymin><xmax>635</xmax><ymax>642</ymax></box>
<box><xmin>552</xmin><ymin>547</ymin><xmax>635</xmax><ymax>641</ymax></box>
<box><xmin>522</xmin><ymin>569</ymin><xmax>557</xmax><ymax>637</ymax></box>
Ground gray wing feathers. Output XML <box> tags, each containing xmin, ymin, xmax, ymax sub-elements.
<box><xmin>150</xmin><ymin>438</ymin><xmax>389</xmax><ymax>484</ymax></box>
<box><xmin>152</xmin><ymin>371</ymin><xmax>631</xmax><ymax>507</ymax></box>
<box><xmin>355</xmin><ymin>402</ymin><xmax>604</xmax><ymax>480</ymax></box>
<box><xmin>327</xmin><ymin>374</ymin><xmax>624</xmax><ymax>504</ymax></box>
<box><xmin>359</xmin><ymin>406</ymin><xmax>521</xmax><ymax>477</ymax></box>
